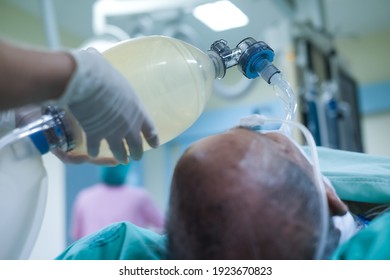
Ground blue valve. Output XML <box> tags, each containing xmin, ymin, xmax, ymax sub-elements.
<box><xmin>208</xmin><ymin>37</ymin><xmax>280</xmax><ymax>83</ymax></box>
<box><xmin>237</xmin><ymin>38</ymin><xmax>275</xmax><ymax>79</ymax></box>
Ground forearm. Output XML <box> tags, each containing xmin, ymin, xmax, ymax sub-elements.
<box><xmin>0</xmin><ymin>40</ymin><xmax>75</xmax><ymax>110</ymax></box>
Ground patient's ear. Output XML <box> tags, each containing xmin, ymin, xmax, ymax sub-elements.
<box><xmin>324</xmin><ymin>179</ymin><xmax>348</xmax><ymax>216</ymax></box>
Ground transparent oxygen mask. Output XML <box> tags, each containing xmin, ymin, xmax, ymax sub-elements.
<box><xmin>239</xmin><ymin>114</ymin><xmax>329</xmax><ymax>260</ymax></box>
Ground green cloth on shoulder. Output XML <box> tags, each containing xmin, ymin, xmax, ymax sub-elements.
<box><xmin>331</xmin><ymin>212</ymin><xmax>390</xmax><ymax>260</ymax></box>
<box><xmin>56</xmin><ymin>222</ymin><xmax>166</xmax><ymax>260</ymax></box>
<box><xmin>316</xmin><ymin>147</ymin><xmax>390</xmax><ymax>203</ymax></box>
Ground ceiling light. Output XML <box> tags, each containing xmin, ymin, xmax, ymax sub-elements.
<box><xmin>193</xmin><ymin>1</ymin><xmax>249</xmax><ymax>32</ymax></box>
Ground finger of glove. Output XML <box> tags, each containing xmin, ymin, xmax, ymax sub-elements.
<box><xmin>141</xmin><ymin>114</ymin><xmax>160</xmax><ymax>149</ymax></box>
<box><xmin>125</xmin><ymin>133</ymin><xmax>143</xmax><ymax>161</ymax></box>
<box><xmin>106</xmin><ymin>137</ymin><xmax>129</xmax><ymax>165</ymax></box>
<box><xmin>86</xmin><ymin>136</ymin><xmax>102</xmax><ymax>158</ymax></box>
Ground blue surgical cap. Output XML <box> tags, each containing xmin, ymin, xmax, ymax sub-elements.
<box><xmin>101</xmin><ymin>163</ymin><xmax>131</xmax><ymax>186</ymax></box>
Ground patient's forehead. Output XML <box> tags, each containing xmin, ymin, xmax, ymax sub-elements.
<box><xmin>190</xmin><ymin>127</ymin><xmax>293</xmax><ymax>151</ymax></box>
<box><xmin>186</xmin><ymin>127</ymin><xmax>310</xmax><ymax>169</ymax></box>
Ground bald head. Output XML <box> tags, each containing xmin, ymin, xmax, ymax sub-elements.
<box><xmin>167</xmin><ymin>127</ymin><xmax>340</xmax><ymax>259</ymax></box>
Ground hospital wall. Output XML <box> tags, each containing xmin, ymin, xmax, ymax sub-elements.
<box><xmin>335</xmin><ymin>30</ymin><xmax>390</xmax><ymax>156</ymax></box>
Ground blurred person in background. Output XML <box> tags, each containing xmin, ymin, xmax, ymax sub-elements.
<box><xmin>71</xmin><ymin>163</ymin><xmax>164</xmax><ymax>241</ymax></box>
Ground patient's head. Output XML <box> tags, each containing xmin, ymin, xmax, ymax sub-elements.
<box><xmin>166</xmin><ymin>127</ymin><xmax>347</xmax><ymax>259</ymax></box>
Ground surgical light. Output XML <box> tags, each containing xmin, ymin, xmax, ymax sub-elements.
<box><xmin>193</xmin><ymin>1</ymin><xmax>249</xmax><ymax>32</ymax></box>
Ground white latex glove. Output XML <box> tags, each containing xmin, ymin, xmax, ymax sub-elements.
<box><xmin>57</xmin><ymin>48</ymin><xmax>159</xmax><ymax>163</ymax></box>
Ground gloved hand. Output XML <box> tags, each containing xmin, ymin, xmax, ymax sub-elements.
<box><xmin>57</xmin><ymin>48</ymin><xmax>159</xmax><ymax>163</ymax></box>
<box><xmin>14</xmin><ymin>105</ymin><xmax>118</xmax><ymax>165</ymax></box>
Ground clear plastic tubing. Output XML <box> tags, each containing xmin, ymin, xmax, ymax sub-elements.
<box><xmin>0</xmin><ymin>115</ymin><xmax>54</xmax><ymax>152</ymax></box>
<box><xmin>269</xmin><ymin>73</ymin><xmax>297</xmax><ymax>121</ymax></box>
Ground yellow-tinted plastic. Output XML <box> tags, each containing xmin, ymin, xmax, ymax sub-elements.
<box><xmin>70</xmin><ymin>36</ymin><xmax>216</xmax><ymax>164</ymax></box>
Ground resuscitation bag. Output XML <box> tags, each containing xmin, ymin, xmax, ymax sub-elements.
<box><xmin>0</xmin><ymin>110</ymin><xmax>48</xmax><ymax>259</ymax></box>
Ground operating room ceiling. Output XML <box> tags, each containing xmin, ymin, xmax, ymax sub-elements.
<box><xmin>4</xmin><ymin>0</ymin><xmax>390</xmax><ymax>51</ymax></box>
